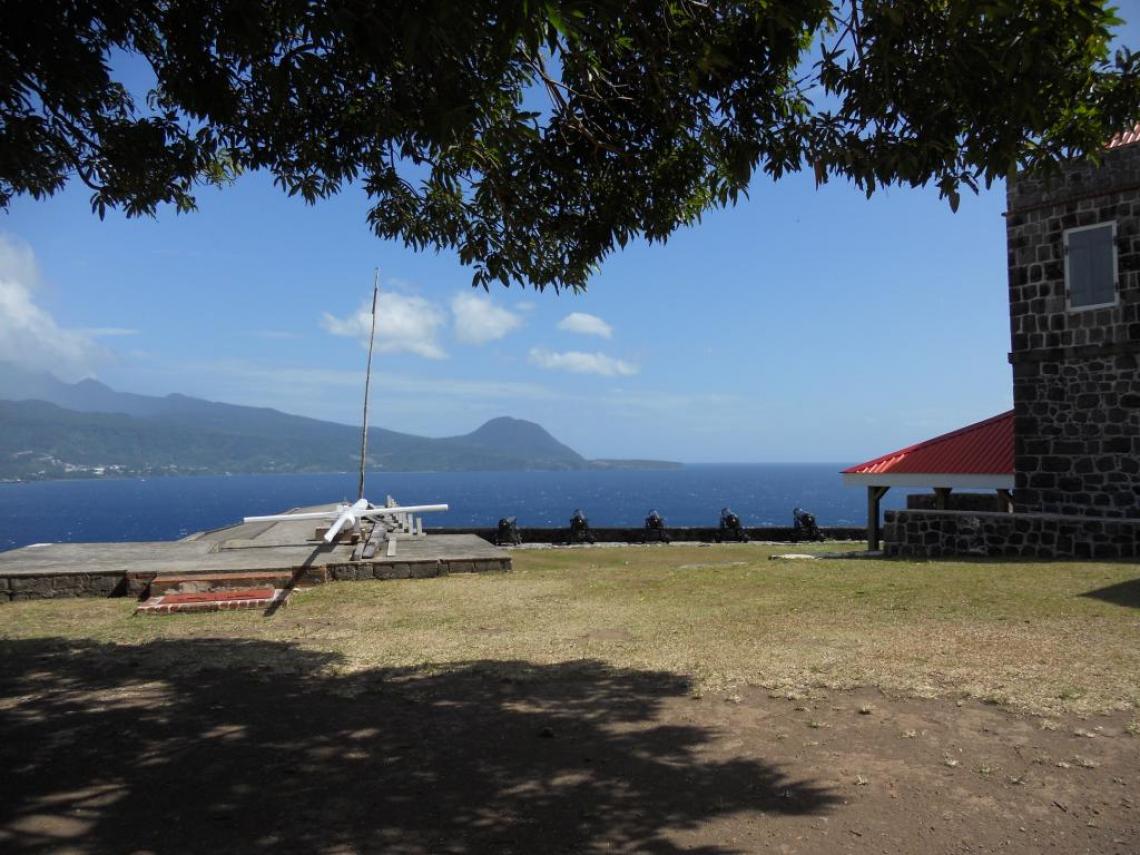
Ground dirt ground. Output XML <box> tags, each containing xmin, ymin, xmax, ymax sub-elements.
<box><xmin>0</xmin><ymin>638</ymin><xmax>1135</xmax><ymax>854</ymax></box>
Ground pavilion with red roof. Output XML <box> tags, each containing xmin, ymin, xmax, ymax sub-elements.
<box><xmin>842</xmin><ymin>411</ymin><xmax>1014</xmax><ymax>549</ymax></box>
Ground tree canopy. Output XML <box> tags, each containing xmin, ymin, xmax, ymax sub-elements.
<box><xmin>3</xmin><ymin>1</ymin><xmax>1137</xmax><ymax>290</ymax></box>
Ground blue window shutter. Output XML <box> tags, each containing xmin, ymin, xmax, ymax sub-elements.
<box><xmin>1068</xmin><ymin>230</ymin><xmax>1094</xmax><ymax>306</ymax></box>
<box><xmin>1087</xmin><ymin>226</ymin><xmax>1115</xmax><ymax>305</ymax></box>
<box><xmin>1067</xmin><ymin>225</ymin><xmax>1116</xmax><ymax>308</ymax></box>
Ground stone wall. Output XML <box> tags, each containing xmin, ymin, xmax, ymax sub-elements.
<box><xmin>883</xmin><ymin>509</ymin><xmax>1140</xmax><ymax>560</ymax></box>
<box><xmin>905</xmin><ymin>493</ymin><xmax>1009</xmax><ymax>512</ymax></box>
<box><xmin>1006</xmin><ymin>143</ymin><xmax>1140</xmax><ymax>518</ymax></box>
<box><xmin>327</xmin><ymin>557</ymin><xmax>510</xmax><ymax>582</ymax></box>
<box><xmin>427</xmin><ymin>526</ymin><xmax>867</xmax><ymax>544</ymax></box>
<box><xmin>0</xmin><ymin>571</ymin><xmax>125</xmax><ymax>602</ymax></box>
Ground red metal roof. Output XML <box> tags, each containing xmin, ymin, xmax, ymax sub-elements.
<box><xmin>1107</xmin><ymin>123</ymin><xmax>1140</xmax><ymax>150</ymax></box>
<box><xmin>842</xmin><ymin>411</ymin><xmax>1013</xmax><ymax>476</ymax></box>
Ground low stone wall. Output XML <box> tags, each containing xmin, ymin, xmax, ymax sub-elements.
<box><xmin>427</xmin><ymin>526</ymin><xmax>867</xmax><ymax>544</ymax></box>
<box><xmin>884</xmin><ymin>509</ymin><xmax>1140</xmax><ymax>559</ymax></box>
<box><xmin>1</xmin><ymin>571</ymin><xmax>125</xmax><ymax>602</ymax></box>
<box><xmin>2</xmin><ymin>556</ymin><xmax>513</xmax><ymax>603</ymax></box>
<box><xmin>327</xmin><ymin>557</ymin><xmax>510</xmax><ymax>582</ymax></box>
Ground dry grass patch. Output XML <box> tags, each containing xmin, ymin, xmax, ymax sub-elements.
<box><xmin>1</xmin><ymin>544</ymin><xmax>1138</xmax><ymax>715</ymax></box>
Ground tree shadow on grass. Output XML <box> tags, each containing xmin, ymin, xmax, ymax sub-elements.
<box><xmin>0</xmin><ymin>638</ymin><xmax>838</xmax><ymax>854</ymax></box>
<box><xmin>1080</xmin><ymin>577</ymin><xmax>1140</xmax><ymax>609</ymax></box>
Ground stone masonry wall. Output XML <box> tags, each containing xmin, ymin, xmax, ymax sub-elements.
<box><xmin>883</xmin><ymin>509</ymin><xmax>1140</xmax><ymax>560</ymax></box>
<box><xmin>0</xmin><ymin>571</ymin><xmax>124</xmax><ymax>602</ymax></box>
<box><xmin>1006</xmin><ymin>143</ymin><xmax>1140</xmax><ymax>518</ymax></box>
<box><xmin>905</xmin><ymin>493</ymin><xmax>1008</xmax><ymax>512</ymax></box>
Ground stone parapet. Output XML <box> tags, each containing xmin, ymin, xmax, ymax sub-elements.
<box><xmin>427</xmin><ymin>526</ymin><xmax>867</xmax><ymax>544</ymax></box>
<box><xmin>884</xmin><ymin>509</ymin><xmax>1140</xmax><ymax>560</ymax></box>
<box><xmin>1008</xmin><ymin>143</ymin><xmax>1140</xmax><ymax>216</ymax></box>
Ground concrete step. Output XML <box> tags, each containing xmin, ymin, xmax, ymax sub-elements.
<box><xmin>147</xmin><ymin>570</ymin><xmax>301</xmax><ymax>597</ymax></box>
<box><xmin>136</xmin><ymin>587</ymin><xmax>287</xmax><ymax>615</ymax></box>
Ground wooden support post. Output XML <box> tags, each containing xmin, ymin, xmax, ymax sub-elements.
<box><xmin>357</xmin><ymin>520</ymin><xmax>386</xmax><ymax>561</ymax></box>
<box><xmin>867</xmin><ymin>485</ymin><xmax>890</xmax><ymax>551</ymax></box>
<box><xmin>934</xmin><ymin>487</ymin><xmax>952</xmax><ymax>510</ymax></box>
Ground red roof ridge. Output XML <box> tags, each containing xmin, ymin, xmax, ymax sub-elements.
<box><xmin>842</xmin><ymin>410</ymin><xmax>1014</xmax><ymax>476</ymax></box>
<box><xmin>1107</xmin><ymin>122</ymin><xmax>1140</xmax><ymax>150</ymax></box>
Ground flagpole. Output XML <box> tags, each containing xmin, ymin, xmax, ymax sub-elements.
<box><xmin>358</xmin><ymin>269</ymin><xmax>379</xmax><ymax>501</ymax></box>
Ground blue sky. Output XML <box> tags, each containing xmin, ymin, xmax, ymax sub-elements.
<box><xmin>2</xmin><ymin>10</ymin><xmax>1137</xmax><ymax>464</ymax></box>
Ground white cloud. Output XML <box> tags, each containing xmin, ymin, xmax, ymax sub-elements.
<box><xmin>80</xmin><ymin>327</ymin><xmax>138</xmax><ymax>337</ymax></box>
<box><xmin>557</xmin><ymin>312</ymin><xmax>613</xmax><ymax>339</ymax></box>
<box><xmin>136</xmin><ymin>357</ymin><xmax>559</xmax><ymax>427</ymax></box>
<box><xmin>0</xmin><ymin>234</ymin><xmax>104</xmax><ymax>380</ymax></box>
<box><xmin>529</xmin><ymin>348</ymin><xmax>638</xmax><ymax>377</ymax></box>
<box><xmin>321</xmin><ymin>291</ymin><xmax>446</xmax><ymax>359</ymax></box>
<box><xmin>451</xmin><ymin>292</ymin><xmax>524</xmax><ymax>344</ymax></box>
<box><xmin>198</xmin><ymin>360</ymin><xmax>557</xmax><ymax>400</ymax></box>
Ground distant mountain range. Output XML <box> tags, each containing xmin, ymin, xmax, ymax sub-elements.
<box><xmin>0</xmin><ymin>364</ymin><xmax>679</xmax><ymax>480</ymax></box>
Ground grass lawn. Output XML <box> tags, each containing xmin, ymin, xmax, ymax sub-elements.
<box><xmin>3</xmin><ymin>544</ymin><xmax>1139</xmax><ymax>853</ymax></box>
<box><xmin>3</xmin><ymin>543</ymin><xmax>1137</xmax><ymax>717</ymax></box>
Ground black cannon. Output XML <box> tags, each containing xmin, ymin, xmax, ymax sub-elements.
<box><xmin>717</xmin><ymin>507</ymin><xmax>750</xmax><ymax>542</ymax></box>
<box><xmin>568</xmin><ymin>509</ymin><xmax>595</xmax><ymax>544</ymax></box>
<box><xmin>792</xmin><ymin>507</ymin><xmax>825</xmax><ymax>542</ymax></box>
<box><xmin>644</xmin><ymin>509</ymin><xmax>671</xmax><ymax>543</ymax></box>
<box><xmin>495</xmin><ymin>516</ymin><xmax>522</xmax><ymax>546</ymax></box>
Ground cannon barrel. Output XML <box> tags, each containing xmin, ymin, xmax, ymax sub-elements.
<box><xmin>244</xmin><ymin>501</ymin><xmax>448</xmax><ymax>524</ymax></box>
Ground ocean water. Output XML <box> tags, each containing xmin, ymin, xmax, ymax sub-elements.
<box><xmin>0</xmin><ymin>465</ymin><xmax>921</xmax><ymax>552</ymax></box>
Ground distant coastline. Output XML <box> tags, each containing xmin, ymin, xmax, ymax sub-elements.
<box><xmin>587</xmin><ymin>459</ymin><xmax>684</xmax><ymax>471</ymax></box>
<box><xmin>1</xmin><ymin>458</ymin><xmax>684</xmax><ymax>484</ymax></box>
<box><xmin>0</xmin><ymin>364</ymin><xmax>681</xmax><ymax>482</ymax></box>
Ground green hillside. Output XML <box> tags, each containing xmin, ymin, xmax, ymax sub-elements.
<box><xmin>0</xmin><ymin>364</ymin><xmax>679</xmax><ymax>480</ymax></box>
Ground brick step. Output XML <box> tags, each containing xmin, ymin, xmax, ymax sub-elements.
<box><xmin>146</xmin><ymin>570</ymin><xmax>301</xmax><ymax>597</ymax></box>
<box><xmin>136</xmin><ymin>587</ymin><xmax>287</xmax><ymax>616</ymax></box>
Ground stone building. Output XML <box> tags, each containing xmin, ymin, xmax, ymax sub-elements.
<box><xmin>1005</xmin><ymin>130</ymin><xmax>1140</xmax><ymax>520</ymax></box>
<box><xmin>863</xmin><ymin>129</ymin><xmax>1140</xmax><ymax>559</ymax></box>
